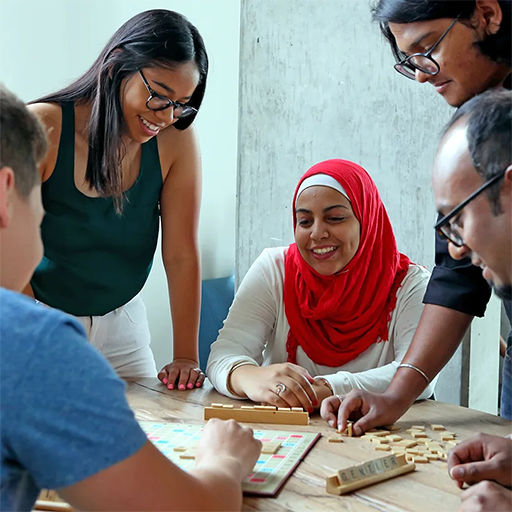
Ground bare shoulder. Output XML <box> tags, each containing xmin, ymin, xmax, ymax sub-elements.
<box><xmin>27</xmin><ymin>102</ymin><xmax>62</xmax><ymax>181</ymax></box>
<box><xmin>156</xmin><ymin>124</ymin><xmax>200</xmax><ymax>181</ymax></box>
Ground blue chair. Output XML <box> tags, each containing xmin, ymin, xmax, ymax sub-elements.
<box><xmin>198</xmin><ymin>274</ymin><xmax>235</xmax><ymax>371</ymax></box>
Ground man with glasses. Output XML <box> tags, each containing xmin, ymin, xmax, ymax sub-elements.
<box><xmin>321</xmin><ymin>0</ymin><xmax>512</xmax><ymax>436</ymax></box>
<box><xmin>432</xmin><ymin>88</ymin><xmax>512</xmax><ymax>512</ymax></box>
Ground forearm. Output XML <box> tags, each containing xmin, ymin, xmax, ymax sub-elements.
<box><xmin>165</xmin><ymin>255</ymin><xmax>201</xmax><ymax>361</ymax></box>
<box><xmin>386</xmin><ymin>304</ymin><xmax>472</xmax><ymax>407</ymax></box>
<box><xmin>192</xmin><ymin>466</ymin><xmax>242</xmax><ymax>511</ymax></box>
<box><xmin>229</xmin><ymin>364</ymin><xmax>259</xmax><ymax>397</ymax></box>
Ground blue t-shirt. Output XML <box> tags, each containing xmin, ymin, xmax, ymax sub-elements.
<box><xmin>0</xmin><ymin>288</ymin><xmax>147</xmax><ymax>512</ymax></box>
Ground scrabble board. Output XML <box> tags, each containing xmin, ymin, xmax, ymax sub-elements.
<box><xmin>141</xmin><ymin>421</ymin><xmax>321</xmax><ymax>496</ymax></box>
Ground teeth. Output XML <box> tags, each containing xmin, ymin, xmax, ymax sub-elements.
<box><xmin>312</xmin><ymin>247</ymin><xmax>336</xmax><ymax>254</ymax></box>
<box><xmin>141</xmin><ymin>117</ymin><xmax>159</xmax><ymax>131</ymax></box>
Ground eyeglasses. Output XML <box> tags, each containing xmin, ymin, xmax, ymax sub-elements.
<box><xmin>394</xmin><ymin>16</ymin><xmax>459</xmax><ymax>80</ymax></box>
<box><xmin>138</xmin><ymin>70</ymin><xmax>197</xmax><ymax>118</ymax></box>
<box><xmin>434</xmin><ymin>170</ymin><xmax>507</xmax><ymax>247</ymax></box>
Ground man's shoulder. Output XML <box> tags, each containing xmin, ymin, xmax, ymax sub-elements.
<box><xmin>0</xmin><ymin>288</ymin><xmax>87</xmax><ymax>373</ymax></box>
<box><xmin>0</xmin><ymin>288</ymin><xmax>84</xmax><ymax>337</ymax></box>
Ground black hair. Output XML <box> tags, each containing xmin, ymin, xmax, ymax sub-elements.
<box><xmin>372</xmin><ymin>0</ymin><xmax>512</xmax><ymax>66</ymax></box>
<box><xmin>31</xmin><ymin>9</ymin><xmax>208</xmax><ymax>211</ymax></box>
<box><xmin>443</xmin><ymin>88</ymin><xmax>512</xmax><ymax>214</ymax></box>
<box><xmin>0</xmin><ymin>84</ymin><xmax>48</xmax><ymax>197</ymax></box>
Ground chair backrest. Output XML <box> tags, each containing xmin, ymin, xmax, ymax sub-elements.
<box><xmin>199</xmin><ymin>274</ymin><xmax>235</xmax><ymax>371</ymax></box>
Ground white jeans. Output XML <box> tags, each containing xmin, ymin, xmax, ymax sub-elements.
<box><xmin>75</xmin><ymin>294</ymin><xmax>157</xmax><ymax>379</ymax></box>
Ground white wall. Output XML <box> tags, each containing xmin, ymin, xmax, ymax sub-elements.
<box><xmin>236</xmin><ymin>0</ymin><xmax>502</xmax><ymax>407</ymax></box>
<box><xmin>0</xmin><ymin>0</ymin><xmax>240</xmax><ymax>370</ymax></box>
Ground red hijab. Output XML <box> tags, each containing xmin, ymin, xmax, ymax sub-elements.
<box><xmin>285</xmin><ymin>159</ymin><xmax>411</xmax><ymax>367</ymax></box>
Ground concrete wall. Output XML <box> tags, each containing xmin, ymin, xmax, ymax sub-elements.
<box><xmin>0</xmin><ymin>0</ymin><xmax>240</xmax><ymax>370</ymax></box>
<box><xmin>236</xmin><ymin>0</ymin><xmax>495</xmax><ymax>405</ymax></box>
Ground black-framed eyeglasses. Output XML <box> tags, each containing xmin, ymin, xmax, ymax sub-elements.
<box><xmin>138</xmin><ymin>70</ymin><xmax>197</xmax><ymax>118</ymax></box>
<box><xmin>434</xmin><ymin>169</ymin><xmax>507</xmax><ymax>247</ymax></box>
<box><xmin>394</xmin><ymin>16</ymin><xmax>459</xmax><ymax>80</ymax></box>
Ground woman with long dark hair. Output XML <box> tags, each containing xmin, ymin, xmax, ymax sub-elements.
<box><xmin>27</xmin><ymin>9</ymin><xmax>208</xmax><ymax>388</ymax></box>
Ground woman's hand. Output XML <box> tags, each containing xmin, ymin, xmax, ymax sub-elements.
<box><xmin>158</xmin><ymin>358</ymin><xmax>205</xmax><ymax>390</ymax></box>
<box><xmin>230</xmin><ymin>363</ymin><xmax>318</xmax><ymax>412</ymax></box>
<box><xmin>448</xmin><ymin>434</ymin><xmax>512</xmax><ymax>489</ymax></box>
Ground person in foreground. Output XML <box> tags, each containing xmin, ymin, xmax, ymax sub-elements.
<box><xmin>434</xmin><ymin>90</ymin><xmax>512</xmax><ymax>512</ymax></box>
<box><xmin>0</xmin><ymin>84</ymin><xmax>260</xmax><ymax>512</ymax></box>
<box><xmin>206</xmin><ymin>159</ymin><xmax>433</xmax><ymax>412</ymax></box>
<box><xmin>328</xmin><ymin>0</ymin><xmax>512</xmax><ymax>432</ymax></box>
<box><xmin>27</xmin><ymin>9</ymin><xmax>207</xmax><ymax>387</ymax></box>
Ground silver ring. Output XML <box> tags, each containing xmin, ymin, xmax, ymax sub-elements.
<box><xmin>336</xmin><ymin>394</ymin><xmax>344</xmax><ymax>404</ymax></box>
<box><xmin>193</xmin><ymin>368</ymin><xmax>202</xmax><ymax>373</ymax></box>
<box><xmin>275</xmin><ymin>383</ymin><xmax>286</xmax><ymax>395</ymax></box>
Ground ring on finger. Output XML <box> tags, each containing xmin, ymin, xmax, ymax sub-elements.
<box><xmin>336</xmin><ymin>394</ymin><xmax>344</xmax><ymax>404</ymax></box>
<box><xmin>275</xmin><ymin>383</ymin><xmax>286</xmax><ymax>396</ymax></box>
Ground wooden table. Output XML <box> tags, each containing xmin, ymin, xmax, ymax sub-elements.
<box><xmin>126</xmin><ymin>379</ymin><xmax>511</xmax><ymax>512</ymax></box>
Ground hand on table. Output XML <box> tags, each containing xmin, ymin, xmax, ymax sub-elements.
<box><xmin>230</xmin><ymin>363</ymin><xmax>318</xmax><ymax>413</ymax></box>
<box><xmin>448</xmin><ymin>433</ymin><xmax>512</xmax><ymax>489</ymax></box>
<box><xmin>458</xmin><ymin>481</ymin><xmax>512</xmax><ymax>512</ymax></box>
<box><xmin>158</xmin><ymin>358</ymin><xmax>205</xmax><ymax>390</ymax></box>
<box><xmin>320</xmin><ymin>389</ymin><xmax>408</xmax><ymax>435</ymax></box>
<box><xmin>195</xmin><ymin>418</ymin><xmax>261</xmax><ymax>480</ymax></box>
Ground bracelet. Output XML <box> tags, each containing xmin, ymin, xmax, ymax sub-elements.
<box><xmin>226</xmin><ymin>361</ymin><xmax>258</xmax><ymax>397</ymax></box>
<box><xmin>314</xmin><ymin>376</ymin><xmax>334</xmax><ymax>395</ymax></box>
<box><xmin>397</xmin><ymin>363</ymin><xmax>430</xmax><ymax>386</ymax></box>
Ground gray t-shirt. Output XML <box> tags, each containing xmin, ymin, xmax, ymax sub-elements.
<box><xmin>0</xmin><ymin>288</ymin><xmax>147</xmax><ymax>512</ymax></box>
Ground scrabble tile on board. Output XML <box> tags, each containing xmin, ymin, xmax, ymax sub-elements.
<box><xmin>431</xmin><ymin>424</ymin><xmax>446</xmax><ymax>431</ymax></box>
<box><xmin>375</xmin><ymin>444</ymin><xmax>391</xmax><ymax>451</ymax></box>
<box><xmin>386</xmin><ymin>435</ymin><xmax>403</xmax><ymax>442</ymax></box>
<box><xmin>411</xmin><ymin>425</ymin><xmax>426</xmax><ymax>431</ymax></box>
<box><xmin>261</xmin><ymin>442</ymin><xmax>282</xmax><ymax>454</ymax></box>
<box><xmin>328</xmin><ymin>437</ymin><xmax>343</xmax><ymax>443</ymax></box>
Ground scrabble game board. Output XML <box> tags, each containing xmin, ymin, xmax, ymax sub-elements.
<box><xmin>141</xmin><ymin>421</ymin><xmax>321</xmax><ymax>496</ymax></box>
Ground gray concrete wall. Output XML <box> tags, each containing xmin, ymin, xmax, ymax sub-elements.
<box><xmin>236</xmin><ymin>0</ymin><xmax>463</xmax><ymax>403</ymax></box>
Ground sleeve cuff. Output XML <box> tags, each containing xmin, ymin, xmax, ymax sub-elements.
<box><xmin>424</xmin><ymin>266</ymin><xmax>491</xmax><ymax>317</ymax></box>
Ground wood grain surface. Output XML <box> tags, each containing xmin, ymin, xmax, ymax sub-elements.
<box><xmin>126</xmin><ymin>379</ymin><xmax>512</xmax><ymax>512</ymax></box>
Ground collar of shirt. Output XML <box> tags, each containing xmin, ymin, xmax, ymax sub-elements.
<box><xmin>504</xmin><ymin>73</ymin><xmax>511</xmax><ymax>90</ymax></box>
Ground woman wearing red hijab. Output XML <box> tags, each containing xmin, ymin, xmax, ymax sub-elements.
<box><xmin>206</xmin><ymin>159</ymin><xmax>435</xmax><ymax>411</ymax></box>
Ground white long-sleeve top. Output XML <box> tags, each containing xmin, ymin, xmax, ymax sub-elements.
<box><xmin>206</xmin><ymin>247</ymin><xmax>436</xmax><ymax>400</ymax></box>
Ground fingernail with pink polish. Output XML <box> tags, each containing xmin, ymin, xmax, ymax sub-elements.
<box><xmin>196</xmin><ymin>382</ymin><xmax>201</xmax><ymax>387</ymax></box>
<box><xmin>187</xmin><ymin>383</ymin><xmax>193</xmax><ymax>389</ymax></box>
<box><xmin>168</xmin><ymin>384</ymin><xmax>173</xmax><ymax>390</ymax></box>
<box><xmin>179</xmin><ymin>384</ymin><xmax>185</xmax><ymax>390</ymax></box>
<box><xmin>163</xmin><ymin>378</ymin><xmax>168</xmax><ymax>385</ymax></box>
